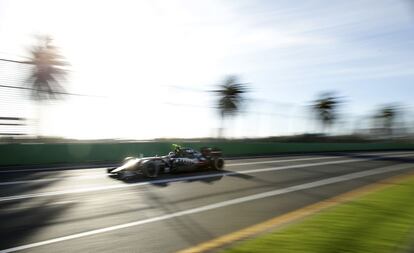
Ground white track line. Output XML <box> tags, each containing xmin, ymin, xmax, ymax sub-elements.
<box><xmin>228</xmin><ymin>151</ymin><xmax>414</xmax><ymax>166</ymax></box>
<box><xmin>0</xmin><ymin>156</ymin><xmax>333</xmax><ymax>174</ymax></box>
<box><xmin>0</xmin><ymin>174</ymin><xmax>110</xmax><ymax>186</ymax></box>
<box><xmin>0</xmin><ymin>166</ymin><xmax>110</xmax><ymax>174</ymax></box>
<box><xmin>1</xmin><ymin>162</ymin><xmax>412</xmax><ymax>253</ymax></box>
<box><xmin>228</xmin><ymin>156</ymin><xmax>336</xmax><ymax>166</ymax></box>
<box><xmin>1</xmin><ymin>153</ymin><xmax>413</xmax><ymax>202</ymax></box>
<box><xmin>2</xmin><ymin>152</ymin><xmax>414</xmax><ymax>186</ymax></box>
<box><xmin>1</xmin><ymin>151</ymin><xmax>413</xmax><ymax>174</ymax></box>
<box><xmin>0</xmin><ymin>178</ymin><xmax>58</xmax><ymax>186</ymax></box>
<box><xmin>0</xmin><ymin>156</ymin><xmax>341</xmax><ymax>186</ymax></box>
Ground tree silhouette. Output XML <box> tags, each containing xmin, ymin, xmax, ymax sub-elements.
<box><xmin>313</xmin><ymin>92</ymin><xmax>340</xmax><ymax>133</ymax></box>
<box><xmin>27</xmin><ymin>35</ymin><xmax>68</xmax><ymax>100</ymax></box>
<box><xmin>213</xmin><ymin>76</ymin><xmax>248</xmax><ymax>137</ymax></box>
<box><xmin>375</xmin><ymin>106</ymin><xmax>397</xmax><ymax>136</ymax></box>
<box><xmin>26</xmin><ymin>35</ymin><xmax>68</xmax><ymax>136</ymax></box>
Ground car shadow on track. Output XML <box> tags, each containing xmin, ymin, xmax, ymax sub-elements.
<box><xmin>107</xmin><ymin>169</ymin><xmax>255</xmax><ymax>187</ymax></box>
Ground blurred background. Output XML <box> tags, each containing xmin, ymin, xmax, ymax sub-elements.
<box><xmin>1</xmin><ymin>0</ymin><xmax>414</xmax><ymax>141</ymax></box>
<box><xmin>2</xmin><ymin>2</ymin><xmax>414</xmax><ymax>253</ymax></box>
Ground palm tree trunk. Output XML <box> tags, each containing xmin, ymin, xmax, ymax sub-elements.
<box><xmin>218</xmin><ymin>113</ymin><xmax>225</xmax><ymax>138</ymax></box>
<box><xmin>35</xmin><ymin>101</ymin><xmax>42</xmax><ymax>137</ymax></box>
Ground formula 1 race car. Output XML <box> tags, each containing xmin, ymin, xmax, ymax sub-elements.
<box><xmin>107</xmin><ymin>144</ymin><xmax>224</xmax><ymax>180</ymax></box>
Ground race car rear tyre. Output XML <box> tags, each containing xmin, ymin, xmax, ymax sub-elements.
<box><xmin>212</xmin><ymin>157</ymin><xmax>224</xmax><ymax>170</ymax></box>
<box><xmin>142</xmin><ymin>162</ymin><xmax>160</xmax><ymax>178</ymax></box>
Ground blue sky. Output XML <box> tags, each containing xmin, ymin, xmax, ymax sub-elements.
<box><xmin>0</xmin><ymin>0</ymin><xmax>413</xmax><ymax>138</ymax></box>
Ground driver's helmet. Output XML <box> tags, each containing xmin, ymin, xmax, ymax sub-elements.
<box><xmin>172</xmin><ymin>144</ymin><xmax>183</xmax><ymax>154</ymax></box>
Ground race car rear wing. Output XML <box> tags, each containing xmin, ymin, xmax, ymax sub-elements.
<box><xmin>200</xmin><ymin>147</ymin><xmax>222</xmax><ymax>157</ymax></box>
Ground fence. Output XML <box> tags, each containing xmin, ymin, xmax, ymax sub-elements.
<box><xmin>0</xmin><ymin>59</ymin><xmax>32</xmax><ymax>136</ymax></box>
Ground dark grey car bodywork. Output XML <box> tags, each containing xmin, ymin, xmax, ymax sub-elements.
<box><xmin>107</xmin><ymin>147</ymin><xmax>224</xmax><ymax>179</ymax></box>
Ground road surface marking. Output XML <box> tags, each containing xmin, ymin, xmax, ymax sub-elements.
<box><xmin>0</xmin><ymin>153</ymin><xmax>413</xmax><ymax>202</ymax></box>
<box><xmin>0</xmin><ymin>163</ymin><xmax>412</xmax><ymax>253</ymax></box>
<box><xmin>0</xmin><ymin>151</ymin><xmax>412</xmax><ymax>174</ymax></box>
<box><xmin>227</xmin><ymin>156</ymin><xmax>337</xmax><ymax>166</ymax></box>
<box><xmin>0</xmin><ymin>166</ymin><xmax>112</xmax><ymax>173</ymax></box>
<box><xmin>0</xmin><ymin>178</ymin><xmax>59</xmax><ymax>186</ymax></box>
<box><xmin>0</xmin><ymin>156</ymin><xmax>341</xmax><ymax>185</ymax></box>
<box><xmin>227</xmin><ymin>151</ymin><xmax>414</xmax><ymax>166</ymax></box>
<box><xmin>0</xmin><ymin>174</ymin><xmax>109</xmax><ymax>186</ymax></box>
<box><xmin>177</xmin><ymin>171</ymin><xmax>414</xmax><ymax>253</ymax></box>
<box><xmin>0</xmin><ymin>154</ymin><xmax>357</xmax><ymax>186</ymax></box>
<box><xmin>0</xmin><ymin>152</ymin><xmax>414</xmax><ymax>186</ymax></box>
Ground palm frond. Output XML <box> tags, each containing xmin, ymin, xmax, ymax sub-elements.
<box><xmin>214</xmin><ymin>76</ymin><xmax>248</xmax><ymax>117</ymax></box>
<box><xmin>313</xmin><ymin>92</ymin><xmax>340</xmax><ymax>127</ymax></box>
<box><xmin>26</xmin><ymin>36</ymin><xmax>68</xmax><ymax>101</ymax></box>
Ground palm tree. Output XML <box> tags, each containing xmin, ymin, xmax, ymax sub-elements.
<box><xmin>375</xmin><ymin>106</ymin><xmax>397</xmax><ymax>136</ymax></box>
<box><xmin>26</xmin><ymin>35</ymin><xmax>68</xmax><ymax>136</ymax></box>
<box><xmin>213</xmin><ymin>76</ymin><xmax>248</xmax><ymax>138</ymax></box>
<box><xmin>313</xmin><ymin>92</ymin><xmax>339</xmax><ymax>133</ymax></box>
<box><xmin>27</xmin><ymin>35</ymin><xmax>68</xmax><ymax>100</ymax></box>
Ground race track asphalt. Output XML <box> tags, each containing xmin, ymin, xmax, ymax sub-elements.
<box><xmin>1</xmin><ymin>151</ymin><xmax>414</xmax><ymax>253</ymax></box>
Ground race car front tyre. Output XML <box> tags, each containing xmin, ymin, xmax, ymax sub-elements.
<box><xmin>212</xmin><ymin>157</ymin><xmax>224</xmax><ymax>170</ymax></box>
<box><xmin>142</xmin><ymin>162</ymin><xmax>160</xmax><ymax>178</ymax></box>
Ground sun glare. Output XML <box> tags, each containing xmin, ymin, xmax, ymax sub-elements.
<box><xmin>27</xmin><ymin>0</ymin><xmax>227</xmax><ymax>139</ymax></box>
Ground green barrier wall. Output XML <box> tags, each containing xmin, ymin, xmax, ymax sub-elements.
<box><xmin>1</xmin><ymin>142</ymin><xmax>414</xmax><ymax>166</ymax></box>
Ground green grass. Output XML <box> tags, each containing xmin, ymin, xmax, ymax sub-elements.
<box><xmin>221</xmin><ymin>176</ymin><xmax>414</xmax><ymax>253</ymax></box>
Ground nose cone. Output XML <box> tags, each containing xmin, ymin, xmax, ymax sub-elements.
<box><xmin>112</xmin><ymin>158</ymin><xmax>140</xmax><ymax>173</ymax></box>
